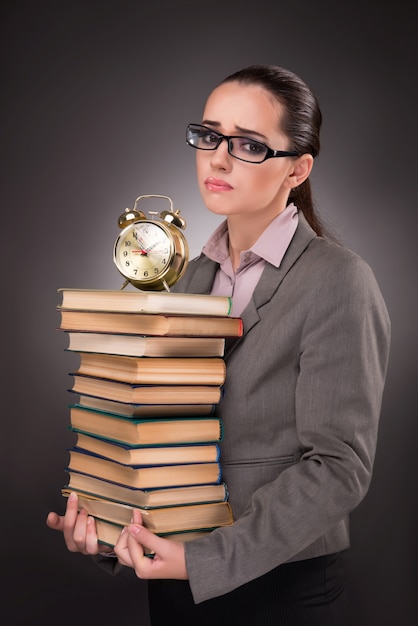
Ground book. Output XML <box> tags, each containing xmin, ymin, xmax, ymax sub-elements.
<box><xmin>63</xmin><ymin>491</ymin><xmax>234</xmax><ymax>534</ymax></box>
<box><xmin>58</xmin><ymin>309</ymin><xmax>243</xmax><ymax>337</ymax></box>
<box><xmin>93</xmin><ymin>517</ymin><xmax>215</xmax><ymax>548</ymax></box>
<box><xmin>67</xmin><ymin>448</ymin><xmax>222</xmax><ymax>489</ymax></box>
<box><xmin>74</xmin><ymin>393</ymin><xmax>216</xmax><ymax>418</ymax></box>
<box><xmin>69</xmin><ymin>405</ymin><xmax>223</xmax><ymax>445</ymax></box>
<box><xmin>64</xmin><ymin>471</ymin><xmax>229</xmax><ymax>508</ymax></box>
<box><xmin>73</xmin><ymin>352</ymin><xmax>226</xmax><ymax>385</ymax></box>
<box><xmin>70</xmin><ymin>374</ymin><xmax>224</xmax><ymax>405</ymax></box>
<box><xmin>58</xmin><ymin>288</ymin><xmax>232</xmax><ymax>316</ymax></box>
<box><xmin>64</xmin><ymin>332</ymin><xmax>226</xmax><ymax>357</ymax></box>
<box><xmin>72</xmin><ymin>430</ymin><xmax>221</xmax><ymax>465</ymax></box>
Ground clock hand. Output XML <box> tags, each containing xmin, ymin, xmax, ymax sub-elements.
<box><xmin>131</xmin><ymin>248</ymin><xmax>167</xmax><ymax>255</ymax></box>
<box><xmin>130</xmin><ymin>239</ymin><xmax>167</xmax><ymax>255</ymax></box>
<box><xmin>144</xmin><ymin>240</ymin><xmax>167</xmax><ymax>253</ymax></box>
<box><xmin>133</xmin><ymin>231</ymin><xmax>146</xmax><ymax>248</ymax></box>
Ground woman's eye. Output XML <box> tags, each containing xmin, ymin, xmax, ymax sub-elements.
<box><xmin>243</xmin><ymin>140</ymin><xmax>265</xmax><ymax>154</ymax></box>
<box><xmin>202</xmin><ymin>132</ymin><xmax>219</xmax><ymax>145</ymax></box>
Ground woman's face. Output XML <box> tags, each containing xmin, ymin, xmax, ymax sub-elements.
<box><xmin>195</xmin><ymin>81</ymin><xmax>298</xmax><ymax>221</ymax></box>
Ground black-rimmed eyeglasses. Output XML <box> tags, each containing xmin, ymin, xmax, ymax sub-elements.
<box><xmin>186</xmin><ymin>123</ymin><xmax>300</xmax><ymax>164</ymax></box>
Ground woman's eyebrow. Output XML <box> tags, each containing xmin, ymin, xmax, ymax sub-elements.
<box><xmin>201</xmin><ymin>119</ymin><xmax>268</xmax><ymax>141</ymax></box>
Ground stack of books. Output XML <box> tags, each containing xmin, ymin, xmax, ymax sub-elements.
<box><xmin>57</xmin><ymin>288</ymin><xmax>243</xmax><ymax>548</ymax></box>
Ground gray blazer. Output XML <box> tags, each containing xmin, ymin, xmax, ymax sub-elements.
<box><xmin>172</xmin><ymin>213</ymin><xmax>391</xmax><ymax>603</ymax></box>
<box><xmin>94</xmin><ymin>214</ymin><xmax>390</xmax><ymax>604</ymax></box>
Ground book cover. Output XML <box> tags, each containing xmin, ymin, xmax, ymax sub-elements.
<box><xmin>71</xmin><ymin>430</ymin><xmax>221</xmax><ymax>465</ymax></box>
<box><xmin>93</xmin><ymin>517</ymin><xmax>216</xmax><ymax>548</ymax></box>
<box><xmin>64</xmin><ymin>332</ymin><xmax>226</xmax><ymax>357</ymax></box>
<box><xmin>67</xmin><ymin>448</ymin><xmax>223</xmax><ymax>489</ymax></box>
<box><xmin>72</xmin><ymin>392</ymin><xmax>216</xmax><ymax>418</ymax></box>
<box><xmin>69</xmin><ymin>374</ymin><xmax>224</xmax><ymax>405</ymax></box>
<box><xmin>64</xmin><ymin>471</ymin><xmax>229</xmax><ymax>508</ymax></box>
<box><xmin>64</xmin><ymin>492</ymin><xmax>234</xmax><ymax>534</ymax></box>
<box><xmin>58</xmin><ymin>309</ymin><xmax>243</xmax><ymax>338</ymax></box>
<box><xmin>58</xmin><ymin>288</ymin><xmax>232</xmax><ymax>316</ymax></box>
<box><xmin>73</xmin><ymin>352</ymin><xmax>227</xmax><ymax>385</ymax></box>
<box><xmin>69</xmin><ymin>404</ymin><xmax>223</xmax><ymax>445</ymax></box>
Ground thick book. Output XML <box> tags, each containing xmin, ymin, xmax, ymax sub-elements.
<box><xmin>63</xmin><ymin>491</ymin><xmax>233</xmax><ymax>534</ymax></box>
<box><xmin>69</xmin><ymin>405</ymin><xmax>223</xmax><ymax>445</ymax></box>
<box><xmin>72</xmin><ymin>430</ymin><xmax>221</xmax><ymax>465</ymax></box>
<box><xmin>58</xmin><ymin>309</ymin><xmax>243</xmax><ymax>338</ymax></box>
<box><xmin>73</xmin><ymin>352</ymin><xmax>226</xmax><ymax>385</ymax></box>
<box><xmin>58</xmin><ymin>288</ymin><xmax>232</xmax><ymax>316</ymax></box>
<box><xmin>93</xmin><ymin>517</ymin><xmax>215</xmax><ymax>548</ymax></box>
<box><xmin>70</xmin><ymin>374</ymin><xmax>224</xmax><ymax>405</ymax></box>
<box><xmin>74</xmin><ymin>393</ymin><xmax>216</xmax><ymax>418</ymax></box>
<box><xmin>64</xmin><ymin>471</ymin><xmax>228</xmax><ymax>508</ymax></box>
<box><xmin>67</xmin><ymin>448</ymin><xmax>222</xmax><ymax>489</ymax></box>
<box><xmin>64</xmin><ymin>332</ymin><xmax>226</xmax><ymax>357</ymax></box>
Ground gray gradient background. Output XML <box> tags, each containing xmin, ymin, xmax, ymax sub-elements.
<box><xmin>2</xmin><ymin>1</ymin><xmax>417</xmax><ymax>624</ymax></box>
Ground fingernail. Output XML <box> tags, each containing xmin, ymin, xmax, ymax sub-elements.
<box><xmin>121</xmin><ymin>526</ymin><xmax>127</xmax><ymax>534</ymax></box>
<box><xmin>69</xmin><ymin>492</ymin><xmax>77</xmax><ymax>502</ymax></box>
<box><xmin>129</xmin><ymin>525</ymin><xmax>141</xmax><ymax>536</ymax></box>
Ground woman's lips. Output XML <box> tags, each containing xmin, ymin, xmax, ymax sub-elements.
<box><xmin>204</xmin><ymin>177</ymin><xmax>233</xmax><ymax>191</ymax></box>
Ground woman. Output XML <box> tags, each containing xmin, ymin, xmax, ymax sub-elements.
<box><xmin>47</xmin><ymin>64</ymin><xmax>391</xmax><ymax>625</ymax></box>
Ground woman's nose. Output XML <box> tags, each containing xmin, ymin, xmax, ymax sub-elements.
<box><xmin>209</xmin><ymin>138</ymin><xmax>232</xmax><ymax>169</ymax></box>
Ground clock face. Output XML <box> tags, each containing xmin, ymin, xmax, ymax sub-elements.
<box><xmin>114</xmin><ymin>220</ymin><xmax>174</xmax><ymax>284</ymax></box>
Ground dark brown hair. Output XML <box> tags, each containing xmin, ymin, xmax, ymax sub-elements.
<box><xmin>219</xmin><ymin>64</ymin><xmax>329</xmax><ymax>238</ymax></box>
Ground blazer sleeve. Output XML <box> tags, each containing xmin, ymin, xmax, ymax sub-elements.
<box><xmin>184</xmin><ymin>249</ymin><xmax>391</xmax><ymax>603</ymax></box>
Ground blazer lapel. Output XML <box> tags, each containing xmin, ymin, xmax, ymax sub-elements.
<box><xmin>177</xmin><ymin>214</ymin><xmax>317</xmax><ymax>358</ymax></box>
<box><xmin>226</xmin><ymin>214</ymin><xmax>316</xmax><ymax>357</ymax></box>
<box><xmin>179</xmin><ymin>254</ymin><xmax>219</xmax><ymax>295</ymax></box>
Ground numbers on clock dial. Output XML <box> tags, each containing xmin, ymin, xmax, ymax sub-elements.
<box><xmin>116</xmin><ymin>222</ymin><xmax>173</xmax><ymax>279</ymax></box>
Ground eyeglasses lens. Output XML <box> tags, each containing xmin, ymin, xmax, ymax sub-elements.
<box><xmin>186</xmin><ymin>125</ymin><xmax>268</xmax><ymax>163</ymax></box>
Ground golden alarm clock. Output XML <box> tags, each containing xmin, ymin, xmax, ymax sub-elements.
<box><xmin>113</xmin><ymin>194</ymin><xmax>189</xmax><ymax>291</ymax></box>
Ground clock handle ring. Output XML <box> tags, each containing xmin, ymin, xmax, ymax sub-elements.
<box><xmin>133</xmin><ymin>194</ymin><xmax>174</xmax><ymax>212</ymax></box>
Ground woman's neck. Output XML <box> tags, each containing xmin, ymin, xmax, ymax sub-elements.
<box><xmin>227</xmin><ymin>207</ymin><xmax>285</xmax><ymax>271</ymax></box>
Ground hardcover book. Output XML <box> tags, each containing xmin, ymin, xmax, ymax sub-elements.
<box><xmin>93</xmin><ymin>517</ymin><xmax>217</xmax><ymax>548</ymax></box>
<box><xmin>63</xmin><ymin>491</ymin><xmax>234</xmax><ymax>534</ymax></box>
<box><xmin>64</xmin><ymin>332</ymin><xmax>225</xmax><ymax>357</ymax></box>
<box><xmin>73</xmin><ymin>352</ymin><xmax>226</xmax><ymax>385</ymax></box>
<box><xmin>73</xmin><ymin>393</ymin><xmax>216</xmax><ymax>418</ymax></box>
<box><xmin>71</xmin><ymin>430</ymin><xmax>221</xmax><ymax>465</ymax></box>
<box><xmin>69</xmin><ymin>404</ymin><xmax>223</xmax><ymax>445</ymax></box>
<box><xmin>67</xmin><ymin>448</ymin><xmax>223</xmax><ymax>489</ymax></box>
<box><xmin>58</xmin><ymin>309</ymin><xmax>243</xmax><ymax>338</ymax></box>
<box><xmin>69</xmin><ymin>374</ymin><xmax>224</xmax><ymax>405</ymax></box>
<box><xmin>64</xmin><ymin>471</ymin><xmax>229</xmax><ymax>509</ymax></box>
<box><xmin>58</xmin><ymin>288</ymin><xmax>233</xmax><ymax>316</ymax></box>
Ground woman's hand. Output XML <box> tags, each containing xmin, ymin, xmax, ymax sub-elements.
<box><xmin>47</xmin><ymin>494</ymin><xmax>188</xmax><ymax>575</ymax></box>
<box><xmin>114</xmin><ymin>508</ymin><xmax>188</xmax><ymax>580</ymax></box>
<box><xmin>46</xmin><ymin>492</ymin><xmax>113</xmax><ymax>555</ymax></box>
